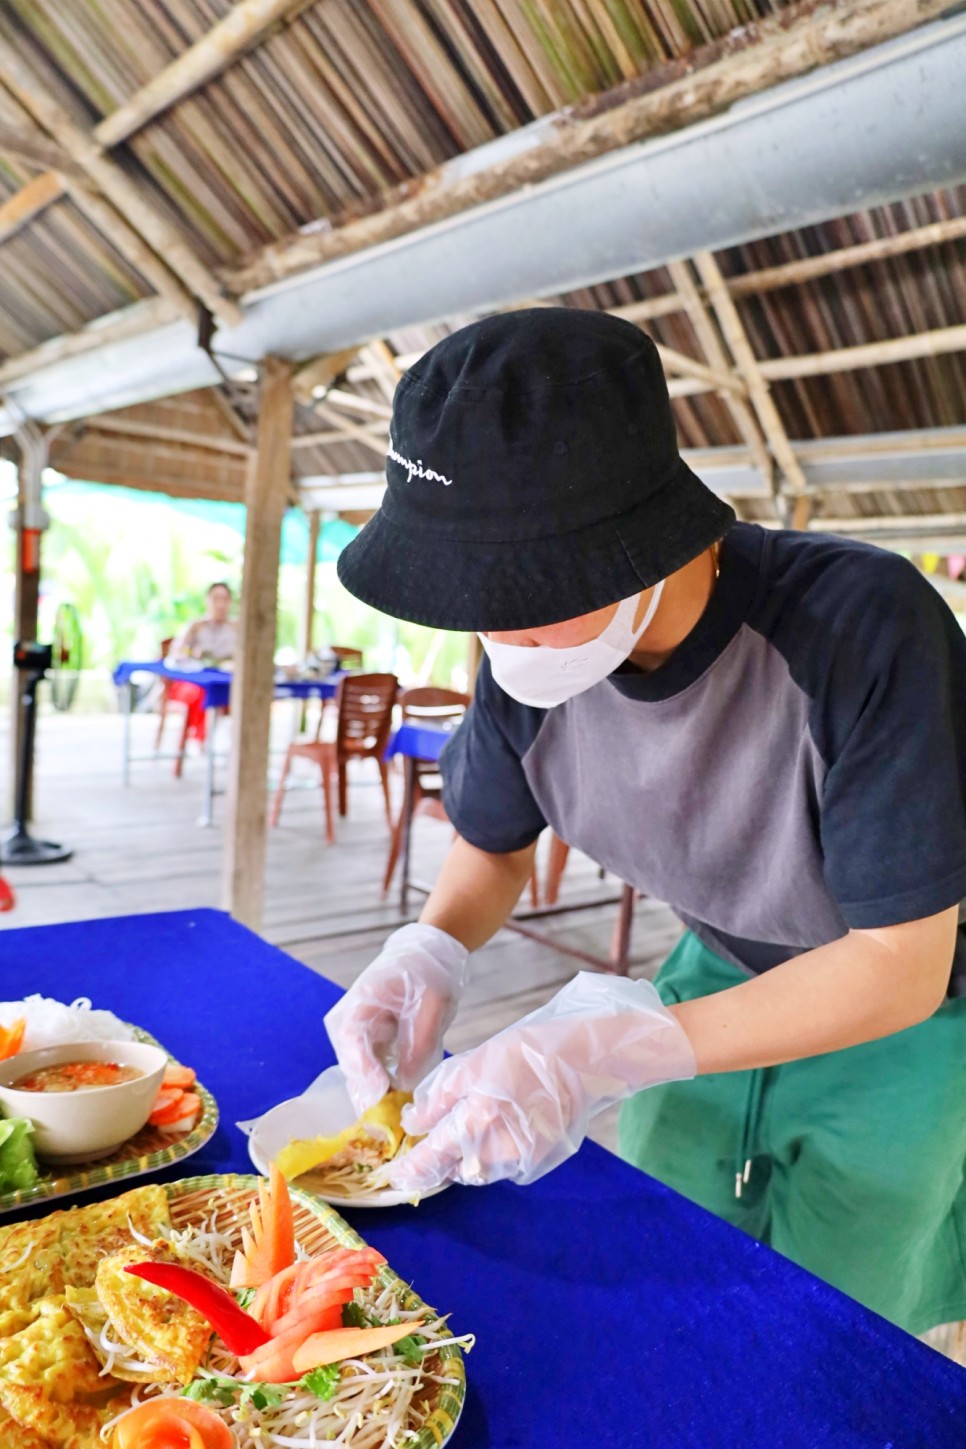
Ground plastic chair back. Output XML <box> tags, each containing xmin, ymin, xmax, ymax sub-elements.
<box><xmin>335</xmin><ymin>673</ymin><xmax>398</xmax><ymax>760</ymax></box>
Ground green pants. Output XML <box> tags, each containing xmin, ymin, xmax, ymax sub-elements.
<box><xmin>618</xmin><ymin>932</ymin><xmax>966</xmax><ymax>1334</ymax></box>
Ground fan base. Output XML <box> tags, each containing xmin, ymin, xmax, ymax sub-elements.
<box><xmin>0</xmin><ymin>827</ymin><xmax>73</xmax><ymax>865</ymax></box>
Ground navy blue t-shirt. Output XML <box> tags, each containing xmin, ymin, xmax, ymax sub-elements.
<box><xmin>441</xmin><ymin>524</ymin><xmax>966</xmax><ymax>976</ymax></box>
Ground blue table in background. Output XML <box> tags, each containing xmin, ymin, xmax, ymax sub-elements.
<box><xmin>5</xmin><ymin>908</ymin><xmax>966</xmax><ymax>1447</ymax></box>
<box><xmin>112</xmin><ymin>661</ymin><xmax>344</xmax><ymax>825</ymax></box>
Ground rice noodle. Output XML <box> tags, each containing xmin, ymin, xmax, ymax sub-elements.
<box><xmin>0</xmin><ymin>993</ymin><xmax>135</xmax><ymax>1052</ymax></box>
<box><xmin>97</xmin><ymin>1216</ymin><xmax>473</xmax><ymax>1448</ymax></box>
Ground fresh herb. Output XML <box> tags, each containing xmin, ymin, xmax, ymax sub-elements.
<box><xmin>243</xmin><ymin>1383</ymin><xmax>286</xmax><ymax>1411</ymax></box>
<box><xmin>183</xmin><ymin>1376</ymin><xmax>237</xmax><ymax>1407</ymax></box>
<box><xmin>394</xmin><ymin>1334</ymin><xmax>427</xmax><ymax>1367</ymax></box>
<box><xmin>342</xmin><ymin>1300</ymin><xmax>377</xmax><ymax>1329</ymax></box>
<box><xmin>234</xmin><ymin>1287</ymin><xmax>256</xmax><ymax>1309</ymax></box>
<box><xmin>300</xmin><ymin>1364</ymin><xmax>340</xmax><ymax>1399</ymax></box>
<box><xmin>184</xmin><ymin>1374</ymin><xmax>288</xmax><ymax>1410</ymax></box>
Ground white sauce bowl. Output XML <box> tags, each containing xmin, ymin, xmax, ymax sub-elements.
<box><xmin>0</xmin><ymin>1039</ymin><xmax>166</xmax><ymax>1162</ymax></box>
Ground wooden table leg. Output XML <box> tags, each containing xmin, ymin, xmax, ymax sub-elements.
<box><xmin>610</xmin><ymin>884</ymin><xmax>636</xmax><ymax>974</ymax></box>
<box><xmin>399</xmin><ymin>754</ymin><xmax>417</xmax><ymax>914</ymax></box>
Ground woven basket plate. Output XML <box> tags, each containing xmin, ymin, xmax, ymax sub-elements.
<box><xmin>0</xmin><ymin>1026</ymin><xmax>218</xmax><ymax>1215</ymax></box>
<box><xmin>166</xmin><ymin>1173</ymin><xmax>466</xmax><ymax>1449</ymax></box>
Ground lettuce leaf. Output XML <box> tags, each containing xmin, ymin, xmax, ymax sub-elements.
<box><xmin>0</xmin><ymin>1118</ymin><xmax>39</xmax><ymax>1192</ymax></box>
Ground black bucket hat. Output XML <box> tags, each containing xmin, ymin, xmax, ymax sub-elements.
<box><xmin>337</xmin><ymin>307</ymin><xmax>735</xmax><ymax>631</ymax></box>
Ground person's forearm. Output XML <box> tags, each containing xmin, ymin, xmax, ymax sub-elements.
<box><xmin>671</xmin><ymin>910</ymin><xmax>957</xmax><ymax>1075</ymax></box>
<box><xmin>420</xmin><ymin>834</ymin><xmax>536</xmax><ymax>952</ymax></box>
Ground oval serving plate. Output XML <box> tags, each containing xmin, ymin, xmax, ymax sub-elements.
<box><xmin>244</xmin><ymin>1065</ymin><xmax>448</xmax><ymax>1209</ymax></box>
<box><xmin>0</xmin><ymin>1026</ymin><xmax>218</xmax><ymax>1215</ymax></box>
<box><xmin>166</xmin><ymin>1173</ymin><xmax>466</xmax><ymax>1449</ymax></box>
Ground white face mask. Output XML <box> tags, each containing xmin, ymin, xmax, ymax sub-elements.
<box><xmin>479</xmin><ymin>581</ymin><xmax>665</xmax><ymax>709</ymax></box>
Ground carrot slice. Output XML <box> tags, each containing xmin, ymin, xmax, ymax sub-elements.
<box><xmin>156</xmin><ymin>1092</ymin><xmax>201</xmax><ymax>1130</ymax></box>
<box><xmin>269</xmin><ymin>1299</ymin><xmax>344</xmax><ymax>1341</ymax></box>
<box><xmin>229</xmin><ymin>1164</ymin><xmax>296</xmax><ymax>1289</ymax></box>
<box><xmin>111</xmin><ymin>1396</ymin><xmax>232</xmax><ymax>1449</ymax></box>
<box><xmin>149</xmin><ymin>1087</ymin><xmax>185</xmax><ymax>1124</ymax></box>
<box><xmin>0</xmin><ymin>1018</ymin><xmax>25</xmax><ymax>1062</ymax></box>
<box><xmin>239</xmin><ymin>1317</ymin><xmax>318</xmax><ymax>1381</ymax></box>
<box><xmin>292</xmin><ymin>1321</ymin><xmax>427</xmax><ymax>1375</ymax></box>
<box><xmin>163</xmin><ymin>1063</ymin><xmax>196</xmax><ymax>1089</ymax></box>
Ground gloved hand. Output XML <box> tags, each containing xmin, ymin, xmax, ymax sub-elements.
<box><xmin>385</xmin><ymin>971</ymin><xmax>696</xmax><ymax>1195</ymax></box>
<box><xmin>323</xmin><ymin>922</ymin><xmax>469</xmax><ymax>1115</ymax></box>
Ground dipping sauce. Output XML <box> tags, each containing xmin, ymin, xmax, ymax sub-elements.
<box><xmin>12</xmin><ymin>1061</ymin><xmax>144</xmax><ymax>1093</ymax></box>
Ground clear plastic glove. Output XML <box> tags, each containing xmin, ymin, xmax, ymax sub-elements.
<box><xmin>323</xmin><ymin>923</ymin><xmax>469</xmax><ymax>1115</ymax></box>
<box><xmin>385</xmin><ymin>971</ymin><xmax>696</xmax><ymax>1194</ymax></box>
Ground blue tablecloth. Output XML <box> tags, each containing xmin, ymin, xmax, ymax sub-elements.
<box><xmin>113</xmin><ymin>660</ymin><xmax>342</xmax><ymax>710</ymax></box>
<box><xmin>385</xmin><ymin>722</ymin><xmax>452</xmax><ymax>762</ymax></box>
<box><xmin>4</xmin><ymin>910</ymin><xmax>966</xmax><ymax>1447</ymax></box>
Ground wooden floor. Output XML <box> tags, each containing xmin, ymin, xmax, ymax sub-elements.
<box><xmin>0</xmin><ymin>706</ymin><xmax>683</xmax><ymax>1153</ymax></box>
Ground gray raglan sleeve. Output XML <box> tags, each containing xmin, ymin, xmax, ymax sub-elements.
<box><xmin>440</xmin><ymin>659</ymin><xmax>548</xmax><ymax>854</ymax></box>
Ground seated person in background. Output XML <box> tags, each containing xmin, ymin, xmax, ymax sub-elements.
<box><xmin>165</xmin><ymin>584</ymin><xmax>237</xmax><ymax>760</ymax></box>
<box><xmin>170</xmin><ymin>582</ymin><xmax>237</xmax><ymax>665</ymax></box>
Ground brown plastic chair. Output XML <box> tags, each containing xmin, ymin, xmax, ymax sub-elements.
<box><xmin>271</xmin><ymin>673</ymin><xmax>398</xmax><ymax>843</ymax></box>
<box><xmin>330</xmin><ymin>645</ymin><xmax>364</xmax><ymax>671</ymax></box>
<box><xmin>382</xmin><ymin>687</ymin><xmax>469</xmax><ymax>892</ymax></box>
<box><xmin>541</xmin><ymin>834</ymin><xmax>638</xmax><ymax>972</ymax></box>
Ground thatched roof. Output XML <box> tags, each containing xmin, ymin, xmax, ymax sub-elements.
<box><xmin>0</xmin><ymin>0</ymin><xmax>963</xmax><ymax>536</ymax></box>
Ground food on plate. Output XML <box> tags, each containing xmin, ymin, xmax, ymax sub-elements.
<box><xmin>0</xmin><ymin>1020</ymin><xmax>25</xmax><ymax>1062</ymax></box>
<box><xmin>275</xmin><ymin>1088</ymin><xmax>417</xmax><ymax>1197</ymax></box>
<box><xmin>0</xmin><ymin>1120</ymin><xmax>38</xmax><ymax>1194</ymax></box>
<box><xmin>149</xmin><ymin>1063</ymin><xmax>202</xmax><ymax>1136</ymax></box>
<box><xmin>0</xmin><ymin>1173</ymin><xmax>472</xmax><ymax>1446</ymax></box>
<box><xmin>111</xmin><ymin>1396</ymin><xmax>232</xmax><ymax>1449</ymax></box>
<box><xmin>229</xmin><ymin>1162</ymin><xmax>295</xmax><ymax>1290</ymax></box>
<box><xmin>12</xmin><ymin>1060</ymin><xmax>144</xmax><ymax>1092</ymax></box>
<box><xmin>0</xmin><ymin>996</ymin><xmax>134</xmax><ymax>1053</ymax></box>
<box><xmin>0</xmin><ymin>1186</ymin><xmax>171</xmax><ymax>1443</ymax></box>
<box><xmin>94</xmin><ymin>1241</ymin><xmax>213</xmax><ymax>1384</ymax></box>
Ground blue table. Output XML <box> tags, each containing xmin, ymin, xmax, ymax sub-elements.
<box><xmin>112</xmin><ymin>661</ymin><xmax>343</xmax><ymax>825</ymax></box>
<box><xmin>4</xmin><ymin>909</ymin><xmax>965</xmax><ymax>1447</ymax></box>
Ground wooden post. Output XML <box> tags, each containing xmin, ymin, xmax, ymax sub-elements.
<box><xmin>220</xmin><ymin>358</ymin><xmax>294</xmax><ymax>930</ymax></box>
<box><xmin>302</xmin><ymin>511</ymin><xmax>320</xmax><ymax>660</ymax></box>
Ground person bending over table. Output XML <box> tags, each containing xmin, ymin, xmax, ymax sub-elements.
<box><xmin>167</xmin><ymin>581</ymin><xmax>238</xmax><ymax>745</ymax></box>
<box><xmin>324</xmin><ymin>309</ymin><xmax>966</xmax><ymax>1337</ymax></box>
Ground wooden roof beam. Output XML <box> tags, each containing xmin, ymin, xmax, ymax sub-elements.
<box><xmin>94</xmin><ymin>0</ymin><xmax>313</xmax><ymax>149</ymax></box>
<box><xmin>83</xmin><ymin>415</ymin><xmax>252</xmax><ymax>456</ymax></box>
<box><xmin>0</xmin><ymin>118</ymin><xmax>74</xmax><ymax>173</ymax></box>
<box><xmin>223</xmin><ymin>0</ymin><xmax>952</xmax><ymax>296</ymax></box>
<box><xmin>758</xmin><ymin>323</ymin><xmax>966</xmax><ymax>379</ymax></box>
<box><xmin>692</xmin><ymin>251</ymin><xmax>810</xmax><ymax>524</ymax></box>
<box><xmin>0</xmin><ymin>296</ymin><xmax>179</xmax><ymax>388</ymax></box>
<box><xmin>727</xmin><ymin>214</ymin><xmax>966</xmax><ymax>295</ymax></box>
<box><xmin>0</xmin><ymin>36</ymin><xmax>243</xmax><ymax>329</ymax></box>
<box><xmin>0</xmin><ymin>170</ymin><xmax>65</xmax><ymax>245</ymax></box>
<box><xmin>292</xmin><ymin>348</ymin><xmax>360</xmax><ymax>406</ymax></box>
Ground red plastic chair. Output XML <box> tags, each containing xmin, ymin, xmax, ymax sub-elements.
<box><xmin>382</xmin><ymin>687</ymin><xmax>469</xmax><ymax>892</ymax></box>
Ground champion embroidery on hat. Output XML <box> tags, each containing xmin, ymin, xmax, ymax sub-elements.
<box><xmin>387</xmin><ymin>438</ymin><xmax>453</xmax><ymax>487</ymax></box>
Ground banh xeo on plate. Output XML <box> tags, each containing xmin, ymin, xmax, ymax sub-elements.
<box><xmin>245</xmin><ymin>1068</ymin><xmax>446</xmax><ymax>1208</ymax></box>
<box><xmin>0</xmin><ymin>1171</ymin><xmax>472</xmax><ymax>1447</ymax></box>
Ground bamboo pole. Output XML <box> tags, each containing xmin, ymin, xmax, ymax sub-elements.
<box><xmin>324</xmin><ymin>389</ymin><xmax>394</xmax><ymax>421</ymax></box>
<box><xmin>0</xmin><ymin>171</ymin><xmax>65</xmax><ymax>246</ymax></box>
<box><xmin>303</xmin><ymin>510</ymin><xmax>320</xmax><ymax>658</ymax></box>
<box><xmin>655</xmin><ymin>343</ymin><xmax>747</xmax><ymax>397</ymax></box>
<box><xmin>94</xmin><ymin>0</ymin><xmax>313</xmax><ymax>149</ymax></box>
<box><xmin>758</xmin><ymin>324</ymin><xmax>966</xmax><ymax>380</ymax></box>
<box><xmin>0</xmin><ymin>297</ymin><xmax>179</xmax><ymax>387</ymax></box>
<box><xmin>221</xmin><ymin>358</ymin><xmax>294</xmax><ymax>930</ymax></box>
<box><xmin>693</xmin><ymin>252</ymin><xmax>810</xmax><ymax>521</ymax></box>
<box><xmin>666</xmin><ymin>258</ymin><xmax>775</xmax><ymax>490</ymax></box>
<box><xmin>292</xmin><ymin>420</ymin><xmax>389</xmax><ymax>450</ymax></box>
<box><xmin>85</xmin><ymin>416</ymin><xmax>252</xmax><ymax>455</ymax></box>
<box><xmin>727</xmin><ymin>216</ymin><xmax>966</xmax><ymax>296</ymax></box>
<box><xmin>292</xmin><ymin>348</ymin><xmax>360</xmax><ymax>406</ymax></box>
<box><xmin>65</xmin><ymin>182</ymin><xmax>200</xmax><ymax>322</ymax></box>
<box><xmin>224</xmin><ymin>0</ymin><xmax>950</xmax><ymax>295</ymax></box>
<box><xmin>0</xmin><ymin>120</ymin><xmax>74</xmax><ymax>173</ymax></box>
<box><xmin>0</xmin><ymin>39</ymin><xmax>243</xmax><ymax>329</ymax></box>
